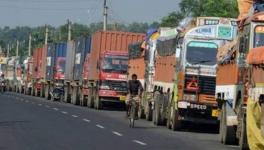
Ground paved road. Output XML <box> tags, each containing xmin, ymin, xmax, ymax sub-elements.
<box><xmin>0</xmin><ymin>92</ymin><xmax>238</xmax><ymax>150</ymax></box>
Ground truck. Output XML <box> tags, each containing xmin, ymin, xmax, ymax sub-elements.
<box><xmin>31</xmin><ymin>46</ymin><xmax>47</xmax><ymax>97</ymax></box>
<box><xmin>64</xmin><ymin>37</ymin><xmax>91</xmax><ymax>106</ymax></box>
<box><xmin>44</xmin><ymin>42</ymin><xmax>67</xmax><ymax>101</ymax></box>
<box><xmin>216</xmin><ymin>9</ymin><xmax>264</xmax><ymax>150</ymax></box>
<box><xmin>79</xmin><ymin>31</ymin><xmax>145</xmax><ymax>109</ymax></box>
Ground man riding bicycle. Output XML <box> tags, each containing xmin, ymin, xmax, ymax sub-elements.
<box><xmin>127</xmin><ymin>74</ymin><xmax>143</xmax><ymax>118</ymax></box>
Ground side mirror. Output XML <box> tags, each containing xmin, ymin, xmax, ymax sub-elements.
<box><xmin>259</xmin><ymin>94</ymin><xmax>264</xmax><ymax>104</ymax></box>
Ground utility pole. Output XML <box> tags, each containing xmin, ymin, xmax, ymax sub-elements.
<box><xmin>67</xmin><ymin>19</ymin><xmax>72</xmax><ymax>41</ymax></box>
<box><xmin>28</xmin><ymin>33</ymin><xmax>32</xmax><ymax>57</ymax></box>
<box><xmin>103</xmin><ymin>0</ymin><xmax>108</xmax><ymax>31</ymax></box>
<box><xmin>16</xmin><ymin>40</ymin><xmax>19</xmax><ymax>58</ymax></box>
<box><xmin>7</xmin><ymin>44</ymin><xmax>10</xmax><ymax>58</ymax></box>
<box><xmin>45</xmin><ymin>25</ymin><xmax>49</xmax><ymax>45</ymax></box>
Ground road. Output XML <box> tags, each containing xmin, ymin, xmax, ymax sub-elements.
<box><xmin>0</xmin><ymin>92</ymin><xmax>238</xmax><ymax>150</ymax></box>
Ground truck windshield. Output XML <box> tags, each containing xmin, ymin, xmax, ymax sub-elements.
<box><xmin>254</xmin><ymin>26</ymin><xmax>264</xmax><ymax>48</ymax></box>
<box><xmin>186</xmin><ymin>41</ymin><xmax>217</xmax><ymax>66</ymax></box>
<box><xmin>102</xmin><ymin>55</ymin><xmax>128</xmax><ymax>73</ymax></box>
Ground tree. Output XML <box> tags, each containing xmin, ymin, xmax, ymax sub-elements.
<box><xmin>160</xmin><ymin>12</ymin><xmax>184</xmax><ymax>27</ymax></box>
<box><xmin>179</xmin><ymin>0</ymin><xmax>238</xmax><ymax>18</ymax></box>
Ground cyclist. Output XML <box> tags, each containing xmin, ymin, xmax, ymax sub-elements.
<box><xmin>127</xmin><ymin>74</ymin><xmax>143</xmax><ymax>118</ymax></box>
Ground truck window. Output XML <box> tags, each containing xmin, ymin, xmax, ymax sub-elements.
<box><xmin>102</xmin><ymin>55</ymin><xmax>128</xmax><ymax>73</ymax></box>
<box><xmin>254</xmin><ymin>26</ymin><xmax>264</xmax><ymax>48</ymax></box>
<box><xmin>186</xmin><ymin>41</ymin><xmax>217</xmax><ymax>66</ymax></box>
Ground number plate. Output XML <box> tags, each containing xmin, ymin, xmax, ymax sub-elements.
<box><xmin>212</xmin><ymin>109</ymin><xmax>219</xmax><ymax>117</ymax></box>
<box><xmin>119</xmin><ymin>96</ymin><xmax>126</xmax><ymax>101</ymax></box>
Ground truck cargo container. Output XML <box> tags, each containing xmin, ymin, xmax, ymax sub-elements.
<box><xmin>69</xmin><ymin>37</ymin><xmax>91</xmax><ymax>105</ymax></box>
<box><xmin>32</xmin><ymin>46</ymin><xmax>47</xmax><ymax>97</ymax></box>
<box><xmin>79</xmin><ymin>31</ymin><xmax>145</xmax><ymax>109</ymax></box>
<box><xmin>44</xmin><ymin>42</ymin><xmax>67</xmax><ymax>101</ymax></box>
<box><xmin>5</xmin><ymin>57</ymin><xmax>16</xmax><ymax>91</ymax></box>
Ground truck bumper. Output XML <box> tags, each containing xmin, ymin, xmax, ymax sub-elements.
<box><xmin>178</xmin><ymin>101</ymin><xmax>219</xmax><ymax>124</ymax></box>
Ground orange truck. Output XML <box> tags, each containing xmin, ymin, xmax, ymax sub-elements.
<box><xmin>216</xmin><ymin>10</ymin><xmax>264</xmax><ymax>150</ymax></box>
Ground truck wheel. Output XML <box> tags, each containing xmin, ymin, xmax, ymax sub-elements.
<box><xmin>138</xmin><ymin>106</ymin><xmax>145</xmax><ymax>119</ymax></box>
<box><xmin>95</xmin><ymin>95</ymin><xmax>102</xmax><ymax>110</ymax></box>
<box><xmin>171</xmin><ymin>108</ymin><xmax>182</xmax><ymax>131</ymax></box>
<box><xmin>71</xmin><ymin>87</ymin><xmax>77</xmax><ymax>105</ymax></box>
<box><xmin>145</xmin><ymin>102</ymin><xmax>153</xmax><ymax>121</ymax></box>
<box><xmin>87</xmin><ymin>95</ymin><xmax>94</xmax><ymax>108</ymax></box>
<box><xmin>239</xmin><ymin>115</ymin><xmax>249</xmax><ymax>150</ymax></box>
<box><xmin>220</xmin><ymin>103</ymin><xmax>237</xmax><ymax>145</ymax></box>
<box><xmin>45</xmin><ymin>85</ymin><xmax>49</xmax><ymax>100</ymax></box>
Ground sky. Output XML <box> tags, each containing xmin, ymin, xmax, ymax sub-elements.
<box><xmin>0</xmin><ymin>0</ymin><xmax>181</xmax><ymax>27</ymax></box>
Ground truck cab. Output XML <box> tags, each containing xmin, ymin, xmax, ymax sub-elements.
<box><xmin>167</xmin><ymin>18</ymin><xmax>237</xmax><ymax>131</ymax></box>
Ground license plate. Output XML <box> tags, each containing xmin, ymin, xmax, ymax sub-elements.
<box><xmin>212</xmin><ymin>109</ymin><xmax>219</xmax><ymax>117</ymax></box>
<box><xmin>119</xmin><ymin>96</ymin><xmax>126</xmax><ymax>101</ymax></box>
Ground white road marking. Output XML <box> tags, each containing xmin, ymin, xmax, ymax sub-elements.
<box><xmin>72</xmin><ymin>115</ymin><xmax>78</xmax><ymax>118</ymax></box>
<box><xmin>112</xmin><ymin>131</ymin><xmax>123</xmax><ymax>137</ymax></box>
<box><xmin>38</xmin><ymin>104</ymin><xmax>42</xmax><ymax>106</ymax></box>
<box><xmin>133</xmin><ymin>140</ymin><xmax>147</xmax><ymax>146</ymax></box>
<box><xmin>83</xmin><ymin>119</ymin><xmax>91</xmax><ymax>122</ymax></box>
<box><xmin>53</xmin><ymin>108</ymin><xmax>59</xmax><ymax>111</ymax></box>
<box><xmin>45</xmin><ymin>105</ymin><xmax>50</xmax><ymax>108</ymax></box>
<box><xmin>61</xmin><ymin>111</ymin><xmax>68</xmax><ymax>114</ymax></box>
<box><xmin>96</xmin><ymin>124</ymin><xmax>105</xmax><ymax>129</ymax></box>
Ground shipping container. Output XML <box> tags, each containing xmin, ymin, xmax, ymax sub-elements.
<box><xmin>32</xmin><ymin>47</ymin><xmax>46</xmax><ymax>80</ymax></box>
<box><xmin>65</xmin><ymin>41</ymin><xmax>75</xmax><ymax>80</ymax></box>
<box><xmin>73</xmin><ymin>37</ymin><xmax>91</xmax><ymax>80</ymax></box>
<box><xmin>89</xmin><ymin>31</ymin><xmax>145</xmax><ymax>80</ymax></box>
<box><xmin>46</xmin><ymin>44</ymin><xmax>55</xmax><ymax>81</ymax></box>
<box><xmin>54</xmin><ymin>43</ymin><xmax>67</xmax><ymax>80</ymax></box>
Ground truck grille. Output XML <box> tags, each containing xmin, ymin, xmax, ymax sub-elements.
<box><xmin>108</xmin><ymin>81</ymin><xmax>127</xmax><ymax>91</ymax></box>
<box><xmin>185</xmin><ymin>75</ymin><xmax>216</xmax><ymax>95</ymax></box>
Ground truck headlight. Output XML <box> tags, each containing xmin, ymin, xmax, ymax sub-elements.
<box><xmin>183</xmin><ymin>94</ymin><xmax>196</xmax><ymax>102</ymax></box>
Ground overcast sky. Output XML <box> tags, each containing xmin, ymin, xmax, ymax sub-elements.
<box><xmin>0</xmin><ymin>0</ymin><xmax>180</xmax><ymax>27</ymax></box>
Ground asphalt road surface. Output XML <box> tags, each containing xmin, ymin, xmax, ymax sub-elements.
<box><xmin>0</xmin><ymin>92</ymin><xmax>239</xmax><ymax>150</ymax></box>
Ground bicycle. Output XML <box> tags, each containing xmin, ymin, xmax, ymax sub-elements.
<box><xmin>128</xmin><ymin>96</ymin><xmax>139</xmax><ymax>128</ymax></box>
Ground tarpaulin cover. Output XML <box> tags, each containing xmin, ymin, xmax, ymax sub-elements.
<box><xmin>145</xmin><ymin>28</ymin><xmax>158</xmax><ymax>41</ymax></box>
<box><xmin>237</xmin><ymin>0</ymin><xmax>253</xmax><ymax>20</ymax></box>
<box><xmin>247</xmin><ymin>97</ymin><xmax>264</xmax><ymax>150</ymax></box>
<box><xmin>128</xmin><ymin>42</ymin><xmax>143</xmax><ymax>59</ymax></box>
<box><xmin>246</xmin><ymin>46</ymin><xmax>264</xmax><ymax>64</ymax></box>
<box><xmin>156</xmin><ymin>38</ymin><xmax>177</xmax><ymax>56</ymax></box>
<box><xmin>217</xmin><ymin>39</ymin><xmax>238</xmax><ymax>62</ymax></box>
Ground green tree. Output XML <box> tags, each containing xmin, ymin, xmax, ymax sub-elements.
<box><xmin>160</xmin><ymin>12</ymin><xmax>184</xmax><ymax>27</ymax></box>
<box><xmin>179</xmin><ymin>0</ymin><xmax>238</xmax><ymax>18</ymax></box>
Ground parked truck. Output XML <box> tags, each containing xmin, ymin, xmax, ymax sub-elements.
<box><xmin>44</xmin><ymin>43</ymin><xmax>67</xmax><ymax>101</ymax></box>
<box><xmin>216</xmin><ymin>10</ymin><xmax>264</xmax><ymax>150</ymax></box>
<box><xmin>76</xmin><ymin>31</ymin><xmax>145</xmax><ymax>109</ymax></box>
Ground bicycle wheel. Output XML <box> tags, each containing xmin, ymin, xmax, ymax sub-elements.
<box><xmin>130</xmin><ymin>102</ymin><xmax>136</xmax><ymax>128</ymax></box>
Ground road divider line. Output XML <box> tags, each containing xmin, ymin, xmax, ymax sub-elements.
<box><xmin>61</xmin><ymin>111</ymin><xmax>68</xmax><ymax>114</ymax></box>
<box><xmin>112</xmin><ymin>131</ymin><xmax>123</xmax><ymax>136</ymax></box>
<box><xmin>83</xmin><ymin>119</ymin><xmax>91</xmax><ymax>122</ymax></box>
<box><xmin>72</xmin><ymin>115</ymin><xmax>78</xmax><ymax>118</ymax></box>
<box><xmin>53</xmin><ymin>108</ymin><xmax>59</xmax><ymax>111</ymax></box>
<box><xmin>38</xmin><ymin>104</ymin><xmax>42</xmax><ymax>106</ymax></box>
<box><xmin>133</xmin><ymin>140</ymin><xmax>147</xmax><ymax>146</ymax></box>
<box><xmin>96</xmin><ymin>124</ymin><xmax>105</xmax><ymax>129</ymax></box>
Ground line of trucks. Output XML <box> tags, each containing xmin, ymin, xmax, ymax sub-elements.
<box><xmin>0</xmin><ymin>2</ymin><xmax>263</xmax><ymax>150</ymax></box>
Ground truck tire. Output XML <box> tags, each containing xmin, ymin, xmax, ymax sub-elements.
<box><xmin>87</xmin><ymin>95</ymin><xmax>94</xmax><ymax>108</ymax></box>
<box><xmin>153</xmin><ymin>94</ymin><xmax>162</xmax><ymax>125</ymax></box>
<box><xmin>95</xmin><ymin>95</ymin><xmax>102</xmax><ymax>110</ymax></box>
<box><xmin>239</xmin><ymin>115</ymin><xmax>249</xmax><ymax>150</ymax></box>
<box><xmin>71</xmin><ymin>86</ymin><xmax>77</xmax><ymax>105</ymax></box>
<box><xmin>138</xmin><ymin>105</ymin><xmax>145</xmax><ymax>119</ymax></box>
<box><xmin>45</xmin><ymin>85</ymin><xmax>49</xmax><ymax>100</ymax></box>
<box><xmin>145</xmin><ymin>102</ymin><xmax>153</xmax><ymax>121</ymax></box>
<box><xmin>171</xmin><ymin>108</ymin><xmax>182</xmax><ymax>131</ymax></box>
<box><xmin>220</xmin><ymin>103</ymin><xmax>237</xmax><ymax>145</ymax></box>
